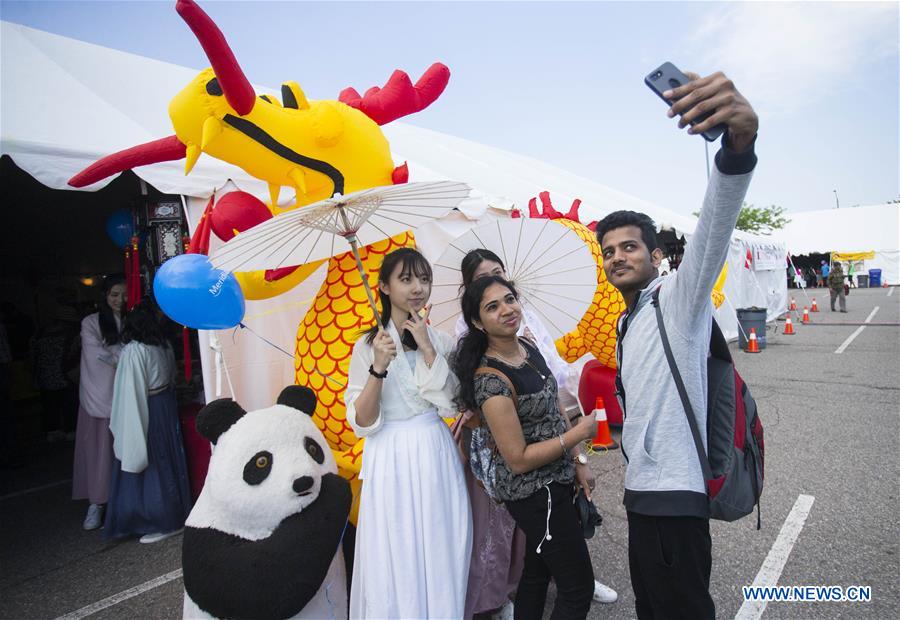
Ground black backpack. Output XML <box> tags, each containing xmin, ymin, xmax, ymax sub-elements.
<box><xmin>649</xmin><ymin>287</ymin><xmax>765</xmax><ymax>528</ymax></box>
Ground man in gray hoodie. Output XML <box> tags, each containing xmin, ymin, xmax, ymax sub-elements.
<box><xmin>596</xmin><ymin>71</ymin><xmax>758</xmax><ymax>619</ymax></box>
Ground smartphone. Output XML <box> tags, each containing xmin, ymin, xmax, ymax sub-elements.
<box><xmin>645</xmin><ymin>62</ymin><xmax>726</xmax><ymax>142</ymax></box>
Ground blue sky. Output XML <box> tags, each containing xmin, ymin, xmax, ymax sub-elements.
<box><xmin>2</xmin><ymin>0</ymin><xmax>898</xmax><ymax>218</ymax></box>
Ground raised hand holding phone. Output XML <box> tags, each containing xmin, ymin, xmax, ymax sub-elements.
<box><xmin>646</xmin><ymin>63</ymin><xmax>758</xmax><ymax>151</ymax></box>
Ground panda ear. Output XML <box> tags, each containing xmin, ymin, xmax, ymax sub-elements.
<box><xmin>276</xmin><ymin>385</ymin><xmax>317</xmax><ymax>416</ymax></box>
<box><xmin>196</xmin><ymin>399</ymin><xmax>247</xmax><ymax>444</ymax></box>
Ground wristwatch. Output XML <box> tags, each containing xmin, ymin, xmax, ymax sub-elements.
<box><xmin>573</xmin><ymin>453</ymin><xmax>588</xmax><ymax>466</ymax></box>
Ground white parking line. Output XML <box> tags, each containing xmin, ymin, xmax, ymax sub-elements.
<box><xmin>0</xmin><ymin>479</ymin><xmax>70</xmax><ymax>502</ymax></box>
<box><xmin>835</xmin><ymin>306</ymin><xmax>880</xmax><ymax>354</ymax></box>
<box><xmin>734</xmin><ymin>494</ymin><xmax>815</xmax><ymax>620</ymax></box>
<box><xmin>53</xmin><ymin>569</ymin><xmax>183</xmax><ymax>620</ymax></box>
<box><xmin>888</xmin><ymin>287</ymin><xmax>894</xmax><ymax>297</ymax></box>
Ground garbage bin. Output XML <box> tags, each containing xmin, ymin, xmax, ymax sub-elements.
<box><xmin>737</xmin><ymin>307</ymin><xmax>767</xmax><ymax>350</ymax></box>
<box><xmin>868</xmin><ymin>269</ymin><xmax>882</xmax><ymax>287</ymax></box>
<box><xmin>857</xmin><ymin>274</ymin><xmax>869</xmax><ymax>288</ymax></box>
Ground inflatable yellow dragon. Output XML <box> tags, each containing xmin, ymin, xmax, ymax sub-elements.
<box><xmin>68</xmin><ymin>0</ymin><xmax>444</xmax><ymax>522</ymax></box>
<box><xmin>70</xmin><ymin>0</ymin><xmax>721</xmax><ymax>523</ymax></box>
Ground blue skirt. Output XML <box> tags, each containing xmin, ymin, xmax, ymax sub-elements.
<box><xmin>104</xmin><ymin>388</ymin><xmax>192</xmax><ymax>540</ymax></box>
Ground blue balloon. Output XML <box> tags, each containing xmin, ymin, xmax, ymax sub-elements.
<box><xmin>153</xmin><ymin>254</ymin><xmax>245</xmax><ymax>330</ymax></box>
<box><xmin>106</xmin><ymin>209</ymin><xmax>134</xmax><ymax>249</ymax></box>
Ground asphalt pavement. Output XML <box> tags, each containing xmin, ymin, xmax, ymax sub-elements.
<box><xmin>1</xmin><ymin>286</ymin><xmax>897</xmax><ymax>620</ymax></box>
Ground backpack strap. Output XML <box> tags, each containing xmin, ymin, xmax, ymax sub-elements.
<box><xmin>475</xmin><ymin>366</ymin><xmax>518</xmax><ymax>403</ymax></box>
<box><xmin>650</xmin><ymin>286</ymin><xmax>713</xmax><ymax>483</ymax></box>
<box><xmin>709</xmin><ymin>318</ymin><xmax>732</xmax><ymax>363</ymax></box>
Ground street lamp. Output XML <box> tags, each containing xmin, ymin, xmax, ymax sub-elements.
<box><xmin>833</xmin><ymin>189</ymin><xmax>840</xmax><ymax>209</ymax></box>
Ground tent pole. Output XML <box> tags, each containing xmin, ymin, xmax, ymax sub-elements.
<box><xmin>787</xmin><ymin>254</ymin><xmax>813</xmax><ymax>307</ymax></box>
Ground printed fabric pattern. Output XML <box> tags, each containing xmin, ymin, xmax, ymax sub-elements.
<box><xmin>474</xmin><ymin>369</ymin><xmax>574</xmax><ymax>502</ymax></box>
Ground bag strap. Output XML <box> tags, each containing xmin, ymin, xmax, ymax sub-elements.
<box><xmin>650</xmin><ymin>287</ymin><xmax>713</xmax><ymax>483</ymax></box>
<box><xmin>475</xmin><ymin>366</ymin><xmax>518</xmax><ymax>403</ymax></box>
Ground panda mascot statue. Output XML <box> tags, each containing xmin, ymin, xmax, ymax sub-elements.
<box><xmin>182</xmin><ymin>385</ymin><xmax>351</xmax><ymax>619</ymax></box>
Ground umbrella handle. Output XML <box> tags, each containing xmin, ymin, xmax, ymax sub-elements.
<box><xmin>347</xmin><ymin>236</ymin><xmax>382</xmax><ymax>328</ymax></box>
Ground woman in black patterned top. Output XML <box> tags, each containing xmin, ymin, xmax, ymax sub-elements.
<box><xmin>452</xmin><ymin>275</ymin><xmax>596</xmax><ymax>620</ymax></box>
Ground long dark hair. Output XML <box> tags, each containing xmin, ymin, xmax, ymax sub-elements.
<box><xmin>451</xmin><ymin>275</ymin><xmax>519</xmax><ymax>412</ymax></box>
<box><xmin>362</xmin><ymin>247</ymin><xmax>433</xmax><ymax>345</ymax></box>
<box><xmin>121</xmin><ymin>299</ymin><xmax>167</xmax><ymax>347</ymax></box>
<box><xmin>98</xmin><ymin>275</ymin><xmax>126</xmax><ymax>346</ymax></box>
<box><xmin>459</xmin><ymin>249</ymin><xmax>505</xmax><ymax>293</ymax></box>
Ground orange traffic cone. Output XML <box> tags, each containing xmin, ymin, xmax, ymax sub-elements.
<box><xmin>591</xmin><ymin>397</ymin><xmax>619</xmax><ymax>450</ymax></box>
<box><xmin>811</xmin><ymin>297</ymin><xmax>819</xmax><ymax>312</ymax></box>
<box><xmin>783</xmin><ymin>316</ymin><xmax>795</xmax><ymax>335</ymax></box>
<box><xmin>745</xmin><ymin>328</ymin><xmax>761</xmax><ymax>353</ymax></box>
<box><xmin>802</xmin><ymin>306</ymin><xmax>811</xmax><ymax>324</ymax></box>
<box><xmin>789</xmin><ymin>297</ymin><xmax>797</xmax><ymax>311</ymax></box>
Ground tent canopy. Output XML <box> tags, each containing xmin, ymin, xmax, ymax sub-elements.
<box><xmin>774</xmin><ymin>203</ymin><xmax>899</xmax><ymax>255</ymax></box>
<box><xmin>773</xmin><ymin>203</ymin><xmax>899</xmax><ymax>284</ymax></box>
<box><xmin>1</xmin><ymin>21</ymin><xmax>699</xmax><ymax>236</ymax></box>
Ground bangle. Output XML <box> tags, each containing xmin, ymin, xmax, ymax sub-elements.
<box><xmin>368</xmin><ymin>364</ymin><xmax>388</xmax><ymax>379</ymax></box>
<box><xmin>557</xmin><ymin>434</ymin><xmax>568</xmax><ymax>457</ymax></box>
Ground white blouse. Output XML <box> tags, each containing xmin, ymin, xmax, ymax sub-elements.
<box><xmin>78</xmin><ymin>313</ymin><xmax>122</xmax><ymax>419</ymax></box>
<box><xmin>345</xmin><ymin>321</ymin><xmax>459</xmax><ymax>438</ymax></box>
<box><xmin>109</xmin><ymin>342</ymin><xmax>176</xmax><ymax>473</ymax></box>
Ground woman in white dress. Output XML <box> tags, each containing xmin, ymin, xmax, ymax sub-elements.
<box><xmin>346</xmin><ymin>247</ymin><xmax>472</xmax><ymax>619</ymax></box>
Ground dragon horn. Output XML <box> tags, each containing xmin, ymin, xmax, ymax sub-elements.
<box><xmin>175</xmin><ymin>0</ymin><xmax>255</xmax><ymax>116</ymax></box>
<box><xmin>68</xmin><ymin>135</ymin><xmax>187</xmax><ymax>187</ymax></box>
<box><xmin>339</xmin><ymin>62</ymin><xmax>450</xmax><ymax>125</ymax></box>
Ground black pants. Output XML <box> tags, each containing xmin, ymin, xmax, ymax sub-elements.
<box><xmin>627</xmin><ymin>512</ymin><xmax>715</xmax><ymax>620</ymax></box>
<box><xmin>504</xmin><ymin>482</ymin><xmax>594</xmax><ymax>620</ymax></box>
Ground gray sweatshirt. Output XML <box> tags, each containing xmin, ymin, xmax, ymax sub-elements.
<box><xmin>617</xmin><ymin>142</ymin><xmax>756</xmax><ymax>517</ymax></box>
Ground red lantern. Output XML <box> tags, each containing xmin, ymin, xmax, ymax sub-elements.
<box><xmin>209</xmin><ymin>191</ymin><xmax>272</xmax><ymax>241</ymax></box>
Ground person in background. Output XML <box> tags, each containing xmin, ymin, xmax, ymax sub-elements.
<box><xmin>820</xmin><ymin>259</ymin><xmax>830</xmax><ymax>288</ymax></box>
<box><xmin>805</xmin><ymin>267</ymin><xmax>817</xmax><ymax>289</ymax></box>
<box><xmin>30</xmin><ymin>305</ymin><xmax>81</xmax><ymax>442</ymax></box>
<box><xmin>0</xmin><ymin>314</ymin><xmax>23</xmax><ymax>469</ymax></box>
<box><xmin>104</xmin><ymin>300</ymin><xmax>191</xmax><ymax>543</ymax></box>
<box><xmin>847</xmin><ymin>262</ymin><xmax>857</xmax><ymax>288</ymax></box>
<box><xmin>828</xmin><ymin>262</ymin><xmax>847</xmax><ymax>313</ymax></box>
<box><xmin>73</xmin><ymin>275</ymin><xmax>126</xmax><ymax>530</ymax></box>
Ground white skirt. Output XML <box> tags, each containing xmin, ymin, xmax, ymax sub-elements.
<box><xmin>350</xmin><ymin>411</ymin><xmax>472</xmax><ymax>619</ymax></box>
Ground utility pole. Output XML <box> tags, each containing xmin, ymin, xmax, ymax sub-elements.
<box><xmin>833</xmin><ymin>189</ymin><xmax>840</xmax><ymax>209</ymax></box>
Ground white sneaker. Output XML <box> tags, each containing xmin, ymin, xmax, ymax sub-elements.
<box><xmin>139</xmin><ymin>529</ymin><xmax>183</xmax><ymax>544</ymax></box>
<box><xmin>593</xmin><ymin>580</ymin><xmax>618</xmax><ymax>604</ymax></box>
<box><xmin>492</xmin><ymin>601</ymin><xmax>514</xmax><ymax>620</ymax></box>
<box><xmin>83</xmin><ymin>504</ymin><xmax>104</xmax><ymax>530</ymax></box>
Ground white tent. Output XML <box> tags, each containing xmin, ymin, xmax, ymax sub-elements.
<box><xmin>773</xmin><ymin>203</ymin><xmax>899</xmax><ymax>286</ymax></box>
<box><xmin>2</xmin><ymin>21</ymin><xmax>785</xmax><ymax>408</ymax></box>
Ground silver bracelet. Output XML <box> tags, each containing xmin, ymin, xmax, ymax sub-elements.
<box><xmin>557</xmin><ymin>434</ymin><xmax>568</xmax><ymax>457</ymax></box>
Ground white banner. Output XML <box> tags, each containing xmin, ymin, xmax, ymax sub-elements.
<box><xmin>753</xmin><ymin>245</ymin><xmax>784</xmax><ymax>271</ymax></box>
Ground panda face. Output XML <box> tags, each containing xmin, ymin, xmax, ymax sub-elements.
<box><xmin>192</xmin><ymin>404</ymin><xmax>338</xmax><ymax>541</ymax></box>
